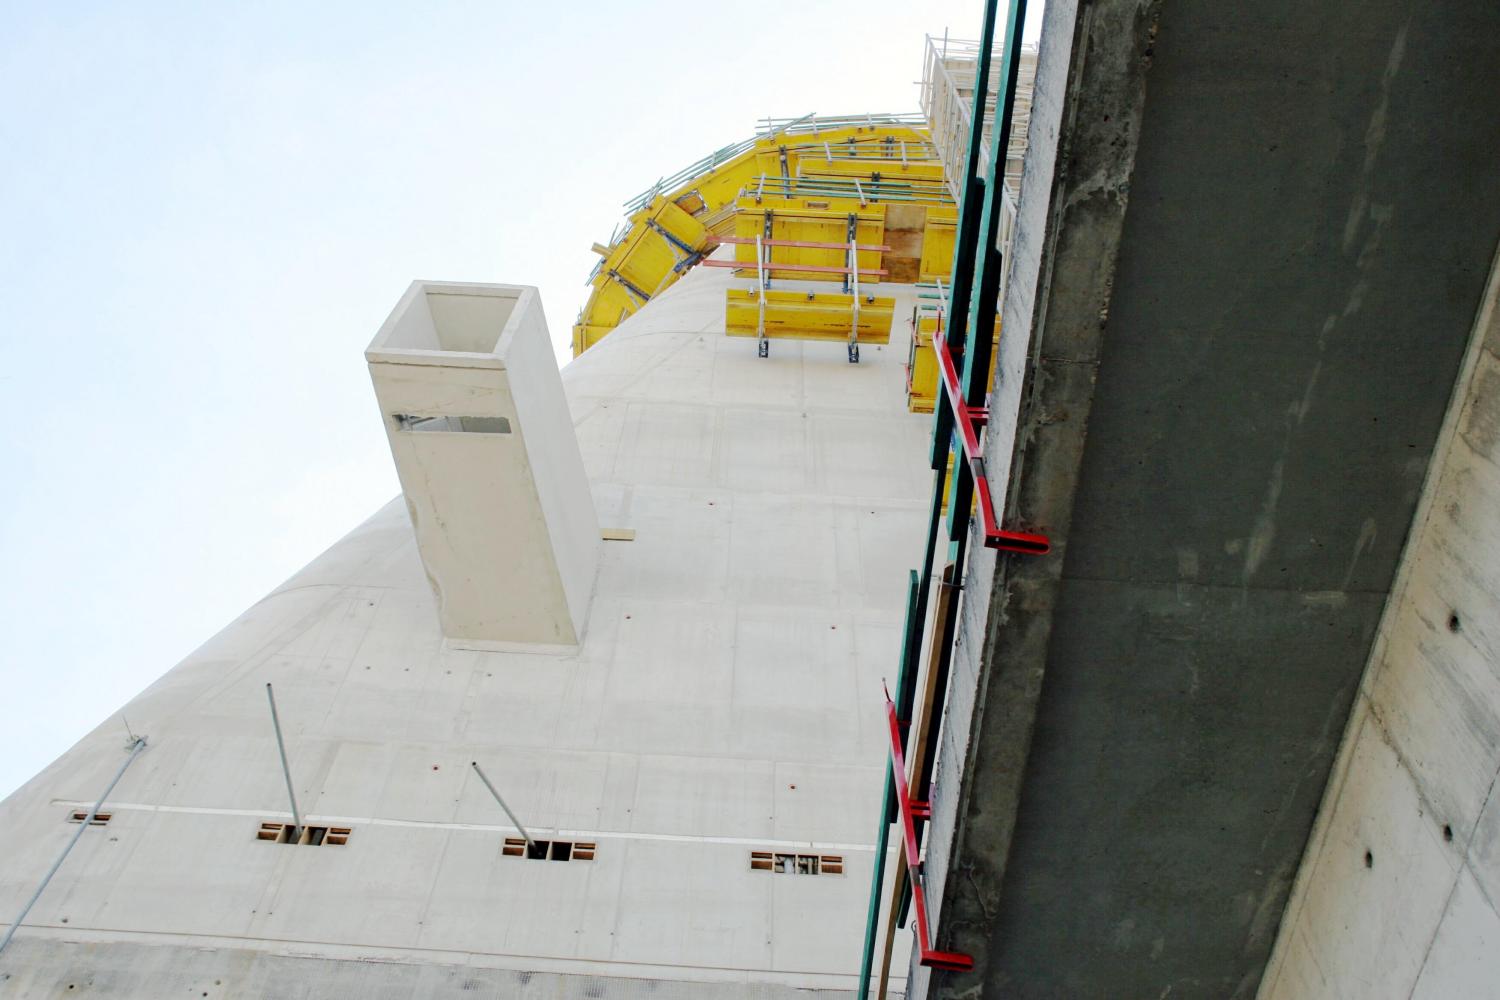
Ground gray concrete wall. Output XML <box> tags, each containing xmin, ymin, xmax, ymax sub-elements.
<box><xmin>915</xmin><ymin>0</ymin><xmax>1500</xmax><ymax>997</ymax></box>
<box><xmin>1258</xmin><ymin>253</ymin><xmax>1500</xmax><ymax>1000</ymax></box>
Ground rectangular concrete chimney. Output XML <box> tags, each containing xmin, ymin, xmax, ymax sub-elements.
<box><xmin>366</xmin><ymin>280</ymin><xmax>599</xmax><ymax>647</ymax></box>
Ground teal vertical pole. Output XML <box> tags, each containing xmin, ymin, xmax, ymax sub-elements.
<box><xmin>930</xmin><ymin>1</ymin><xmax>1004</xmax><ymax>476</ymax></box>
<box><xmin>856</xmin><ymin>773</ymin><xmax>896</xmax><ymax>1000</ymax></box>
<box><xmin>856</xmin><ymin>571</ymin><xmax>920</xmax><ymax>999</ymax></box>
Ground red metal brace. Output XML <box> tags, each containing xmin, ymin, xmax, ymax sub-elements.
<box><xmin>884</xmin><ymin>689</ymin><xmax>975</xmax><ymax>973</ymax></box>
<box><xmin>932</xmin><ymin>336</ymin><xmax>1051</xmax><ymax>556</ymax></box>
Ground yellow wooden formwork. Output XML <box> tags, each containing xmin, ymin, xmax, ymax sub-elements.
<box><xmin>794</xmin><ymin>157</ymin><xmax>947</xmax><ymax>184</ymax></box>
<box><xmin>918</xmin><ymin>207</ymin><xmax>958</xmax><ymax>281</ymax></box>
<box><xmin>726</xmin><ymin>289</ymin><xmax>894</xmax><ymax>344</ymax></box>
<box><xmin>573</xmin><ymin>120</ymin><xmax>951</xmax><ymax>356</ymax></box>
<box><xmin>730</xmin><ymin>200</ymin><xmax>887</xmax><ymax>284</ymax></box>
<box><xmin>572</xmin><ymin>196</ymin><xmax>707</xmax><ymax>353</ymax></box>
<box><xmin>906</xmin><ymin>313</ymin><xmax>1000</xmax><ymax>414</ymax></box>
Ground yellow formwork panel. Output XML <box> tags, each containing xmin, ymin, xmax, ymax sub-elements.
<box><xmin>612</xmin><ymin>197</ymin><xmax>708</xmax><ymax>299</ymax></box>
<box><xmin>572</xmin><ymin>322</ymin><xmax>619</xmax><ymax>356</ymax></box>
<box><xmin>726</xmin><ymin>289</ymin><xmax>894</xmax><ymax>344</ymax></box>
<box><xmin>572</xmin><ymin>277</ymin><xmax>642</xmax><ymax>347</ymax></box>
<box><xmin>731</xmin><ymin>201</ymin><xmax>886</xmax><ymax>283</ymax></box>
<box><xmin>794</xmin><ymin>157</ymin><xmax>947</xmax><ymax>183</ymax></box>
<box><xmin>906</xmin><ymin>314</ymin><xmax>1001</xmax><ymax>414</ymax></box>
<box><xmin>918</xmin><ymin>207</ymin><xmax>958</xmax><ymax>281</ymax></box>
<box><xmin>574</xmin><ymin>123</ymin><xmax>937</xmax><ymax>356</ymax></box>
<box><xmin>571</xmin><ymin>196</ymin><xmax>709</xmax><ymax>351</ymax></box>
<box><xmin>908</xmin><ymin>317</ymin><xmax>940</xmax><ymax>413</ymax></box>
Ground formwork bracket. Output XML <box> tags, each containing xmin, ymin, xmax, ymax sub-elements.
<box><xmin>932</xmin><ymin>335</ymin><xmax>1050</xmax><ymax>555</ymax></box>
<box><xmin>884</xmin><ymin>690</ymin><xmax>974</xmax><ymax>973</ymax></box>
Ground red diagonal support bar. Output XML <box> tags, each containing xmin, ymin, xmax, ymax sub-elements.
<box><xmin>931</xmin><ymin>336</ymin><xmax>1052</xmax><ymax>556</ymax></box>
<box><xmin>884</xmin><ymin>691</ymin><xmax>975</xmax><ymax>973</ymax></box>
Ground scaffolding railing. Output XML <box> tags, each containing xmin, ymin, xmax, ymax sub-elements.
<box><xmin>622</xmin><ymin>113</ymin><xmax>930</xmax><ymax>214</ymax></box>
<box><xmin>741</xmin><ymin>175</ymin><xmax>955</xmax><ymax>207</ymax></box>
<box><xmin>858</xmin><ymin>7</ymin><xmax>1043</xmax><ymax>996</ymax></box>
<box><xmin>920</xmin><ymin>32</ymin><xmax>1036</xmax><ymax>319</ymax></box>
<box><xmin>920</xmin><ymin>34</ymin><xmax>1037</xmax><ymax>202</ymax></box>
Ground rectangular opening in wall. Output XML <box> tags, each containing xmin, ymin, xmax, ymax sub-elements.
<box><xmin>505</xmin><ymin>838</ymin><xmax>593</xmax><ymax>861</ymax></box>
<box><xmin>257</xmin><ymin>822</ymin><xmax>296</xmax><ymax>843</ymax></box>
<box><xmin>257</xmin><ymin>822</ymin><xmax>350</xmax><ymax>845</ymax></box>
<box><xmin>756</xmin><ymin>851</ymin><xmax>841</xmax><ymax>875</ymax></box>
<box><xmin>67</xmin><ymin>810</ymin><xmax>111</xmax><ymax>826</ymax></box>
<box><xmin>394</xmin><ymin>414</ymin><xmax>511</xmax><ymax>434</ymax></box>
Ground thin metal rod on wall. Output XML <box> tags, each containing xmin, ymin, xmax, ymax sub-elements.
<box><xmin>265</xmin><ymin>683</ymin><xmax>302</xmax><ymax>837</ymax></box>
<box><xmin>0</xmin><ymin>736</ymin><xmax>147</xmax><ymax>956</ymax></box>
<box><xmin>471</xmin><ymin>761</ymin><xmax>535</xmax><ymax>851</ymax></box>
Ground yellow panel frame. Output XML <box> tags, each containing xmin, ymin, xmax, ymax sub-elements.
<box><xmin>726</xmin><ymin>289</ymin><xmax>894</xmax><ymax>344</ymax></box>
<box><xmin>906</xmin><ymin>313</ymin><xmax>1000</xmax><ymax>414</ymax></box>
<box><xmin>573</xmin><ymin>122</ymin><xmax>947</xmax><ymax>356</ymax></box>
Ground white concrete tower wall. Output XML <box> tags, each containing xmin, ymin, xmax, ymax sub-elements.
<box><xmin>0</xmin><ymin>259</ymin><xmax>922</xmax><ymax>997</ymax></box>
<box><xmin>1258</xmin><ymin>252</ymin><xmax>1500</xmax><ymax>998</ymax></box>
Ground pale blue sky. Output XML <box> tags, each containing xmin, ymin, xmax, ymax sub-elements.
<box><xmin>0</xmin><ymin>1</ymin><xmax>1039</xmax><ymax>798</ymax></box>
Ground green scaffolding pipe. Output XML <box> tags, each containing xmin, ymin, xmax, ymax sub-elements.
<box><xmin>854</xmin><ymin>0</ymin><xmax>1034</xmax><ymax>987</ymax></box>
<box><xmin>856</xmin><ymin>572</ymin><xmax>921</xmax><ymax>999</ymax></box>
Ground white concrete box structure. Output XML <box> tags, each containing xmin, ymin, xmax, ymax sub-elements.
<box><xmin>367</xmin><ymin>281</ymin><xmax>600</xmax><ymax>647</ymax></box>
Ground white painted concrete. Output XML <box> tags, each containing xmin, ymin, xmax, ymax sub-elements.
<box><xmin>368</xmin><ymin>281</ymin><xmax>600</xmax><ymax>647</ymax></box>
<box><xmin>1259</xmin><ymin>253</ymin><xmax>1500</xmax><ymax>1000</ymax></box>
<box><xmin>0</xmin><ymin>261</ymin><xmax>924</xmax><ymax>996</ymax></box>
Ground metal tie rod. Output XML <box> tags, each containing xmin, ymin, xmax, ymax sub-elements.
<box><xmin>265</xmin><ymin>683</ymin><xmax>303</xmax><ymax>837</ymax></box>
<box><xmin>0</xmin><ymin>736</ymin><xmax>148</xmax><ymax>956</ymax></box>
<box><xmin>471</xmin><ymin>761</ymin><xmax>535</xmax><ymax>850</ymax></box>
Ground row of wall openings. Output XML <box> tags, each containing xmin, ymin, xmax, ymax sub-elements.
<box><xmin>750</xmin><ymin>851</ymin><xmax>844</xmax><ymax>875</ymax></box>
<box><xmin>65</xmin><ymin>810</ymin><xmax>111</xmax><ymax>826</ymax></box>
<box><xmin>256</xmin><ymin>822</ymin><xmax>351</xmax><ymax>846</ymax></box>
<box><xmin>502</xmin><ymin>837</ymin><xmax>595</xmax><ymax>861</ymax></box>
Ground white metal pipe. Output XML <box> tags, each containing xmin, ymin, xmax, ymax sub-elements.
<box><xmin>470</xmin><ymin>761</ymin><xmax>534</xmax><ymax>849</ymax></box>
<box><xmin>265</xmin><ymin>683</ymin><xmax>302</xmax><ymax>837</ymax></box>
<box><xmin>0</xmin><ymin>736</ymin><xmax>147</xmax><ymax>956</ymax></box>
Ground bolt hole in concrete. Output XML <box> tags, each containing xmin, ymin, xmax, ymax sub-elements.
<box><xmin>1444</xmin><ymin>824</ymin><xmax>1454</xmax><ymax>842</ymax></box>
<box><xmin>1365</xmin><ymin>850</ymin><xmax>1374</xmax><ymax>869</ymax></box>
<box><xmin>1448</xmin><ymin>612</ymin><xmax>1462</xmax><ymax>632</ymax></box>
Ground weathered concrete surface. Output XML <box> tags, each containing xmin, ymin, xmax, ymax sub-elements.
<box><xmin>1258</xmin><ymin>254</ymin><xmax>1500</xmax><ymax>999</ymax></box>
<box><xmin>918</xmin><ymin>0</ymin><xmax>1500</xmax><ymax>997</ymax></box>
